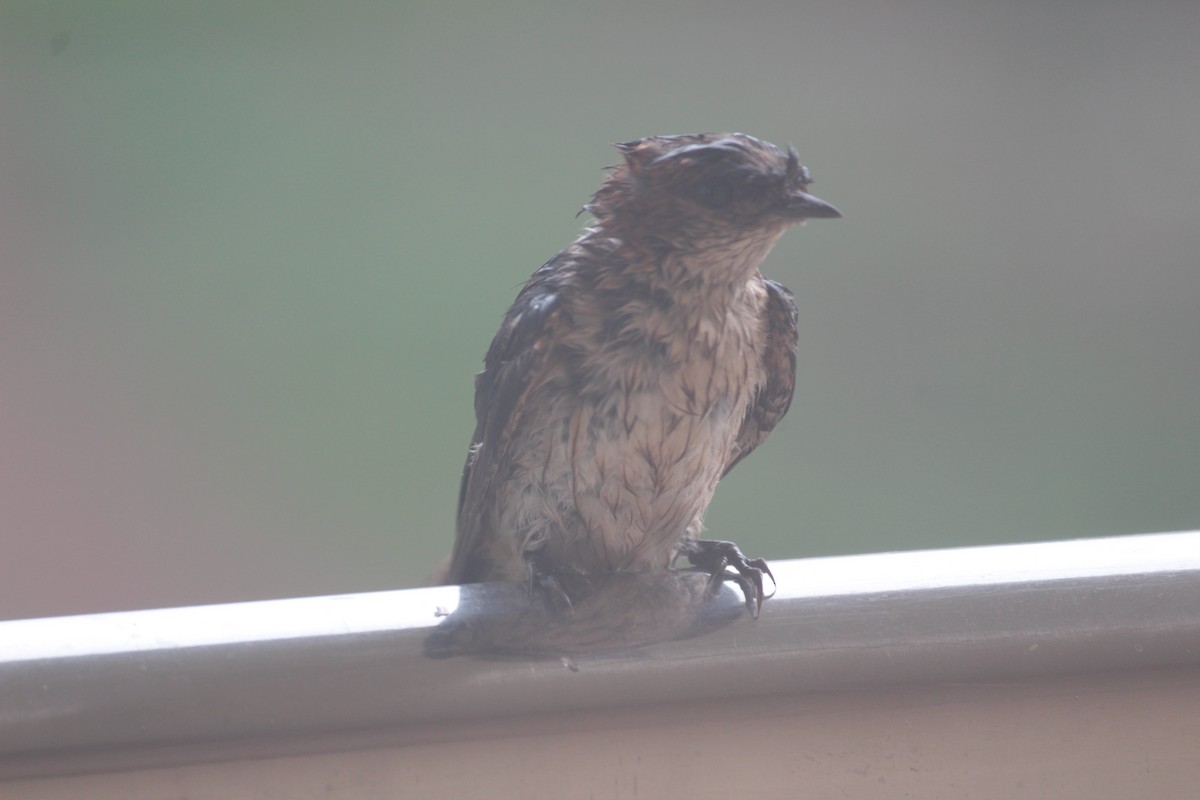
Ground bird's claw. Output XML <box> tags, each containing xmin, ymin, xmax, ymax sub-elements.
<box><xmin>525</xmin><ymin>554</ymin><xmax>576</xmax><ymax>615</ymax></box>
<box><xmin>679</xmin><ymin>539</ymin><xmax>776</xmax><ymax>618</ymax></box>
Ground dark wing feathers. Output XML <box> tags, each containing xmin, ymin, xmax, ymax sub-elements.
<box><xmin>448</xmin><ymin>260</ymin><xmax>564</xmax><ymax>583</ymax></box>
<box><xmin>722</xmin><ymin>279</ymin><xmax>799</xmax><ymax>478</ymax></box>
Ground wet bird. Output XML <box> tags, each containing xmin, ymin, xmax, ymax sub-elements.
<box><xmin>446</xmin><ymin>133</ymin><xmax>840</xmax><ymax>616</ymax></box>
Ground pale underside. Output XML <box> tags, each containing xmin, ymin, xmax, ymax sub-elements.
<box><xmin>478</xmin><ymin>243</ymin><xmax>776</xmax><ymax>581</ymax></box>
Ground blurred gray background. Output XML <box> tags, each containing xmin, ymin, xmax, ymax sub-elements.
<box><xmin>2</xmin><ymin>1</ymin><xmax>1198</xmax><ymax>620</ymax></box>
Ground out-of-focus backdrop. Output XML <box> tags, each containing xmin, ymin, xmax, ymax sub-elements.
<box><xmin>2</xmin><ymin>2</ymin><xmax>1198</xmax><ymax>620</ymax></box>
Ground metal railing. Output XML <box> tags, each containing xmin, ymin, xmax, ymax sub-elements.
<box><xmin>3</xmin><ymin>531</ymin><xmax>1199</xmax><ymax>797</ymax></box>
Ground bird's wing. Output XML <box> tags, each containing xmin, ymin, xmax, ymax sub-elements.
<box><xmin>447</xmin><ymin>259</ymin><xmax>565</xmax><ymax>584</ymax></box>
<box><xmin>721</xmin><ymin>279</ymin><xmax>799</xmax><ymax>478</ymax></box>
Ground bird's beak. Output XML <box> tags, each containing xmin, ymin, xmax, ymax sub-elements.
<box><xmin>781</xmin><ymin>191</ymin><xmax>842</xmax><ymax>220</ymax></box>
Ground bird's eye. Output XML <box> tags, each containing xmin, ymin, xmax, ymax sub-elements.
<box><xmin>694</xmin><ymin>176</ymin><xmax>735</xmax><ymax>209</ymax></box>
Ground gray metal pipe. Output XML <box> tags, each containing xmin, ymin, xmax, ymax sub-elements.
<box><xmin>2</xmin><ymin>531</ymin><xmax>1199</xmax><ymax>781</ymax></box>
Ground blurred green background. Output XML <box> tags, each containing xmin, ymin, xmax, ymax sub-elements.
<box><xmin>2</xmin><ymin>1</ymin><xmax>1198</xmax><ymax>620</ymax></box>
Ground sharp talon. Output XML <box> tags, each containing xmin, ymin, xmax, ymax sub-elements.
<box><xmin>542</xmin><ymin>575</ymin><xmax>574</xmax><ymax>615</ymax></box>
<box><xmin>524</xmin><ymin>553</ymin><xmax>575</xmax><ymax>615</ymax></box>
<box><xmin>679</xmin><ymin>538</ymin><xmax>775</xmax><ymax>617</ymax></box>
<box><xmin>749</xmin><ymin>557</ymin><xmax>776</xmax><ymax>600</ymax></box>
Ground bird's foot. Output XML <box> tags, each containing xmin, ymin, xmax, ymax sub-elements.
<box><xmin>524</xmin><ymin>553</ymin><xmax>580</xmax><ymax>616</ymax></box>
<box><xmin>676</xmin><ymin>538</ymin><xmax>776</xmax><ymax>618</ymax></box>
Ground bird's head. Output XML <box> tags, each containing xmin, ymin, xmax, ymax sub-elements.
<box><xmin>586</xmin><ymin>133</ymin><xmax>840</xmax><ymax>255</ymax></box>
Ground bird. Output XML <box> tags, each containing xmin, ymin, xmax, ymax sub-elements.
<box><xmin>445</xmin><ymin>133</ymin><xmax>840</xmax><ymax>616</ymax></box>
